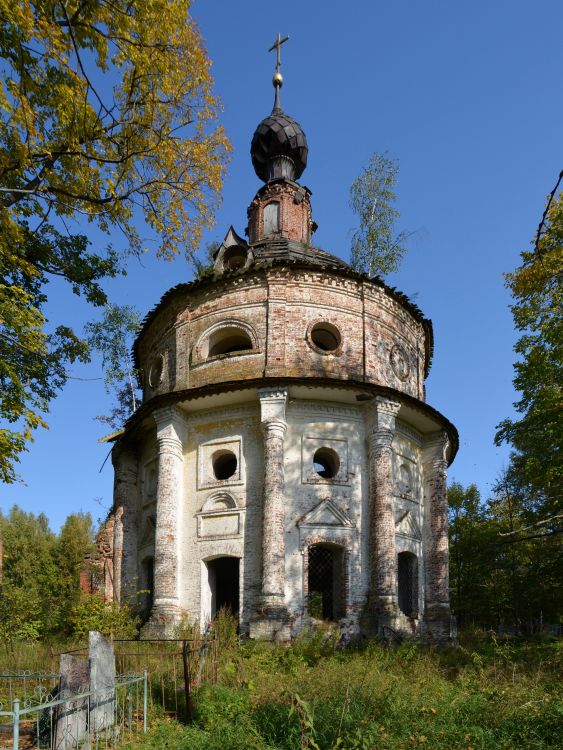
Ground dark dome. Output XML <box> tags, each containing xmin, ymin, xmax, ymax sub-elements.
<box><xmin>251</xmin><ymin>110</ymin><xmax>308</xmax><ymax>182</ymax></box>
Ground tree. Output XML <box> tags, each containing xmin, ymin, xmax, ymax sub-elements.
<box><xmin>53</xmin><ymin>512</ymin><xmax>95</xmax><ymax>631</ymax></box>
<box><xmin>85</xmin><ymin>303</ymin><xmax>141</xmax><ymax>431</ymax></box>
<box><xmin>448</xmin><ymin>482</ymin><xmax>495</xmax><ymax>626</ymax></box>
<box><xmin>495</xmin><ymin>189</ymin><xmax>562</xmax><ymax>513</ymax></box>
<box><xmin>349</xmin><ymin>151</ymin><xmax>411</xmax><ymax>276</ymax></box>
<box><xmin>0</xmin><ymin>506</ymin><xmax>58</xmax><ymax>634</ymax></box>
<box><xmin>0</xmin><ymin>0</ymin><xmax>230</xmax><ymax>481</ymax></box>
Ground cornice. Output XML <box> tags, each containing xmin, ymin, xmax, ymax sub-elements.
<box><xmin>114</xmin><ymin>377</ymin><xmax>459</xmax><ymax>465</ymax></box>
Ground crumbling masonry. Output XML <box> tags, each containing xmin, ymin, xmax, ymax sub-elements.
<box><xmin>89</xmin><ymin>61</ymin><xmax>458</xmax><ymax>643</ymax></box>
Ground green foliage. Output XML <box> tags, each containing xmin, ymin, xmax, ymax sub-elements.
<box><xmin>349</xmin><ymin>151</ymin><xmax>410</xmax><ymax>276</ymax></box>
<box><xmin>0</xmin><ymin>0</ymin><xmax>230</xmax><ymax>480</ymax></box>
<box><xmin>448</xmin><ymin>478</ymin><xmax>563</xmax><ymax>627</ymax></box>
<box><xmin>0</xmin><ymin>230</ymin><xmax>95</xmax><ymax>482</ymax></box>
<box><xmin>131</xmin><ymin>633</ymin><xmax>563</xmax><ymax>750</ymax></box>
<box><xmin>69</xmin><ymin>593</ymin><xmax>139</xmax><ymax>639</ymax></box>
<box><xmin>0</xmin><ymin>586</ymin><xmax>42</xmax><ymax>649</ymax></box>
<box><xmin>85</xmin><ymin>302</ymin><xmax>142</xmax><ymax>429</ymax></box>
<box><xmin>194</xmin><ymin>241</ymin><xmax>220</xmax><ymax>280</ymax></box>
<box><xmin>0</xmin><ymin>505</ymin><xmax>95</xmax><ymax>636</ymax></box>
<box><xmin>495</xmin><ymin>191</ymin><xmax>563</xmax><ymax>509</ymax></box>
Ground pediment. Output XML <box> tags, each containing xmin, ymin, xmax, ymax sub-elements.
<box><xmin>298</xmin><ymin>499</ymin><xmax>354</xmax><ymax>528</ymax></box>
<box><xmin>139</xmin><ymin>515</ymin><xmax>156</xmax><ymax>547</ymax></box>
<box><xmin>395</xmin><ymin>510</ymin><xmax>421</xmax><ymax>540</ymax></box>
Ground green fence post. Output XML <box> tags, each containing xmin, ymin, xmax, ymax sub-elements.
<box><xmin>12</xmin><ymin>699</ymin><xmax>19</xmax><ymax>750</ymax></box>
<box><xmin>143</xmin><ymin>671</ymin><xmax>148</xmax><ymax>734</ymax></box>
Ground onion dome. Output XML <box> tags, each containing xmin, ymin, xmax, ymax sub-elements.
<box><xmin>251</xmin><ymin>35</ymin><xmax>308</xmax><ymax>183</ymax></box>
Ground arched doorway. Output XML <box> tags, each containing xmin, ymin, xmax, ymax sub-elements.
<box><xmin>203</xmin><ymin>557</ymin><xmax>240</xmax><ymax>620</ymax></box>
<box><xmin>398</xmin><ymin>552</ymin><xmax>418</xmax><ymax>617</ymax></box>
<box><xmin>307</xmin><ymin>544</ymin><xmax>344</xmax><ymax>621</ymax></box>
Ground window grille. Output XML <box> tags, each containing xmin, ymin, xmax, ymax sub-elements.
<box><xmin>308</xmin><ymin>544</ymin><xmax>343</xmax><ymax>621</ymax></box>
<box><xmin>398</xmin><ymin>552</ymin><xmax>418</xmax><ymax>617</ymax></box>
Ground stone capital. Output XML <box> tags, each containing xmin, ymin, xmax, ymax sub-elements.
<box><xmin>261</xmin><ymin>417</ymin><xmax>287</xmax><ymax>440</ymax></box>
<box><xmin>365</xmin><ymin>396</ymin><xmax>400</xmax><ymax>448</ymax></box>
<box><xmin>153</xmin><ymin>406</ymin><xmax>189</xmax><ymax>449</ymax></box>
<box><xmin>258</xmin><ymin>386</ymin><xmax>288</xmax><ymax>424</ymax></box>
<box><xmin>422</xmin><ymin>431</ymin><xmax>449</xmax><ymax>470</ymax></box>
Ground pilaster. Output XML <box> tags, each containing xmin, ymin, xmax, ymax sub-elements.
<box><xmin>142</xmin><ymin>406</ymin><xmax>188</xmax><ymax>637</ymax></box>
<box><xmin>250</xmin><ymin>386</ymin><xmax>290</xmax><ymax>640</ymax></box>
<box><xmin>422</xmin><ymin>431</ymin><xmax>453</xmax><ymax>642</ymax></box>
<box><xmin>365</xmin><ymin>396</ymin><xmax>401</xmax><ymax>633</ymax></box>
<box><xmin>111</xmin><ymin>445</ymin><xmax>138</xmax><ymax>605</ymax></box>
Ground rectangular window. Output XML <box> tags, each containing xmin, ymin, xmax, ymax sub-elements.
<box><xmin>264</xmin><ymin>201</ymin><xmax>280</xmax><ymax>235</ymax></box>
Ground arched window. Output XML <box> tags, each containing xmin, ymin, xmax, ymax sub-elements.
<box><xmin>208</xmin><ymin>327</ymin><xmax>253</xmax><ymax>357</ymax></box>
<box><xmin>222</xmin><ymin>245</ymin><xmax>248</xmax><ymax>271</ymax></box>
<box><xmin>263</xmin><ymin>201</ymin><xmax>280</xmax><ymax>235</ymax></box>
<box><xmin>398</xmin><ymin>551</ymin><xmax>418</xmax><ymax>618</ymax></box>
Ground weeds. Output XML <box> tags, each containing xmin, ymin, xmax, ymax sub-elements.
<box><xmin>5</xmin><ymin>624</ymin><xmax>561</xmax><ymax>749</ymax></box>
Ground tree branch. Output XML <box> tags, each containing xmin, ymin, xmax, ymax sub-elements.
<box><xmin>534</xmin><ymin>169</ymin><xmax>563</xmax><ymax>255</ymax></box>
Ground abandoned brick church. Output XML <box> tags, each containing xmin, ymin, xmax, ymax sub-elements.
<box><xmin>90</xmin><ymin>48</ymin><xmax>458</xmax><ymax>642</ymax></box>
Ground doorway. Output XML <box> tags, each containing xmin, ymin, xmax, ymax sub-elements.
<box><xmin>307</xmin><ymin>544</ymin><xmax>344</xmax><ymax>621</ymax></box>
<box><xmin>205</xmin><ymin>557</ymin><xmax>240</xmax><ymax>619</ymax></box>
<box><xmin>398</xmin><ymin>552</ymin><xmax>418</xmax><ymax>617</ymax></box>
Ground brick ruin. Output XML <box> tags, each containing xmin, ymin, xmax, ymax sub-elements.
<box><xmin>87</xmin><ymin>61</ymin><xmax>458</xmax><ymax>643</ymax></box>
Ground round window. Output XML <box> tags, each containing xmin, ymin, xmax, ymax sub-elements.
<box><xmin>309</xmin><ymin>322</ymin><xmax>341</xmax><ymax>353</ymax></box>
<box><xmin>148</xmin><ymin>355</ymin><xmax>164</xmax><ymax>387</ymax></box>
<box><xmin>223</xmin><ymin>246</ymin><xmax>248</xmax><ymax>271</ymax></box>
<box><xmin>212</xmin><ymin>450</ymin><xmax>238</xmax><ymax>481</ymax></box>
<box><xmin>313</xmin><ymin>447</ymin><xmax>340</xmax><ymax>479</ymax></box>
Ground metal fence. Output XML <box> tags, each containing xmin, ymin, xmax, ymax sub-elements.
<box><xmin>59</xmin><ymin>638</ymin><xmax>217</xmax><ymax>722</ymax></box>
<box><xmin>0</xmin><ymin>673</ymin><xmax>147</xmax><ymax>750</ymax></box>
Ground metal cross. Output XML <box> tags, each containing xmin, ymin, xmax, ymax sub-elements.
<box><xmin>268</xmin><ymin>33</ymin><xmax>289</xmax><ymax>74</ymax></box>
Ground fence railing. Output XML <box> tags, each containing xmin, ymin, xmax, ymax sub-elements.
<box><xmin>58</xmin><ymin>638</ymin><xmax>217</xmax><ymax>722</ymax></box>
<box><xmin>0</xmin><ymin>672</ymin><xmax>147</xmax><ymax>750</ymax></box>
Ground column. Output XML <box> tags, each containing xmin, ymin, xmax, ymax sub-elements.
<box><xmin>145</xmin><ymin>406</ymin><xmax>188</xmax><ymax>631</ymax></box>
<box><xmin>366</xmin><ymin>396</ymin><xmax>401</xmax><ymax>627</ymax></box>
<box><xmin>258</xmin><ymin>387</ymin><xmax>288</xmax><ymax>615</ymax></box>
<box><xmin>111</xmin><ymin>445</ymin><xmax>138</xmax><ymax>605</ymax></box>
<box><xmin>422</xmin><ymin>431</ymin><xmax>451</xmax><ymax>629</ymax></box>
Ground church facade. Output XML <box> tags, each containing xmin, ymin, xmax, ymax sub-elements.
<box><xmin>103</xmin><ymin>56</ymin><xmax>458</xmax><ymax>642</ymax></box>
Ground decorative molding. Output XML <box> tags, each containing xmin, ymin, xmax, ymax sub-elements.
<box><xmin>302</xmin><ymin>435</ymin><xmax>350</xmax><ymax>485</ymax></box>
<box><xmin>191</xmin><ymin>318</ymin><xmax>260</xmax><ymax>364</ymax></box>
<box><xmin>200</xmin><ymin>490</ymin><xmax>238</xmax><ymax>513</ymax></box>
<box><xmin>365</xmin><ymin>396</ymin><xmax>401</xmax><ymax>452</ymax></box>
<box><xmin>153</xmin><ymin>406</ymin><xmax>188</xmax><ymax>457</ymax></box>
<box><xmin>395</xmin><ymin>510</ymin><xmax>422</xmax><ymax>541</ymax></box>
<box><xmin>148</xmin><ymin>352</ymin><xmax>165</xmax><ymax>388</ymax></box>
<box><xmin>196</xmin><ymin>507</ymin><xmax>245</xmax><ymax>540</ymax></box>
<box><xmin>422</xmin><ymin>431</ymin><xmax>449</xmax><ymax>468</ymax></box>
<box><xmin>395</xmin><ymin>420</ymin><xmax>423</xmax><ymax>447</ymax></box>
<box><xmin>258</xmin><ymin>386</ymin><xmax>288</xmax><ymax>424</ymax></box>
<box><xmin>197</xmin><ymin>437</ymin><xmax>244</xmax><ymax>490</ymax></box>
<box><xmin>390</xmin><ymin>344</ymin><xmax>410</xmax><ymax>381</ymax></box>
<box><xmin>188</xmin><ymin>403</ymin><xmax>259</xmax><ymax>426</ymax></box>
<box><xmin>289</xmin><ymin>401</ymin><xmax>363</xmax><ymax>422</ymax></box>
<box><xmin>298</xmin><ymin>498</ymin><xmax>355</xmax><ymax>529</ymax></box>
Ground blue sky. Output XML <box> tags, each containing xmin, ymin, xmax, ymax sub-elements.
<box><xmin>2</xmin><ymin>0</ymin><xmax>562</xmax><ymax>530</ymax></box>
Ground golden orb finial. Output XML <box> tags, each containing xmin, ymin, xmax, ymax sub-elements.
<box><xmin>273</xmin><ymin>71</ymin><xmax>283</xmax><ymax>87</ymax></box>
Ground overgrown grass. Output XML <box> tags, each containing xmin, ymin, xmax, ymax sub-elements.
<box><xmin>128</xmin><ymin>624</ymin><xmax>562</xmax><ymax>750</ymax></box>
<box><xmin>2</xmin><ymin>621</ymin><xmax>561</xmax><ymax>749</ymax></box>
